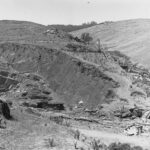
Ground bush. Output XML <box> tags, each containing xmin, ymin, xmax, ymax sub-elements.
<box><xmin>108</xmin><ymin>142</ymin><xmax>143</xmax><ymax>150</ymax></box>
<box><xmin>49</xmin><ymin>116</ymin><xmax>63</xmax><ymax>125</ymax></box>
<box><xmin>45</xmin><ymin>138</ymin><xmax>56</xmax><ymax>148</ymax></box>
<box><xmin>66</xmin><ymin>43</ymin><xmax>88</xmax><ymax>52</ymax></box>
<box><xmin>132</xmin><ymin>146</ymin><xmax>143</xmax><ymax>150</ymax></box>
<box><xmin>91</xmin><ymin>139</ymin><xmax>107</xmax><ymax>150</ymax></box>
<box><xmin>81</xmin><ymin>32</ymin><xmax>93</xmax><ymax>44</ymax></box>
<box><xmin>72</xmin><ymin>129</ymin><xmax>80</xmax><ymax>140</ymax></box>
<box><xmin>49</xmin><ymin>116</ymin><xmax>71</xmax><ymax>127</ymax></box>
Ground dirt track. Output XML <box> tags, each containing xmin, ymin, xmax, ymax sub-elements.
<box><xmin>79</xmin><ymin>128</ymin><xmax>150</xmax><ymax>149</ymax></box>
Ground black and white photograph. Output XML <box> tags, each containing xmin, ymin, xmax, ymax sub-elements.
<box><xmin>0</xmin><ymin>0</ymin><xmax>150</xmax><ymax>149</ymax></box>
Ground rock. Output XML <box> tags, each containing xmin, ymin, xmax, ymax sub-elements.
<box><xmin>124</xmin><ymin>125</ymin><xmax>143</xmax><ymax>136</ymax></box>
<box><xmin>37</xmin><ymin>102</ymin><xmax>65</xmax><ymax>111</ymax></box>
<box><xmin>0</xmin><ymin>100</ymin><xmax>11</xmax><ymax>119</ymax></box>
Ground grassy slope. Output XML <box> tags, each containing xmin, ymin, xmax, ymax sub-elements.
<box><xmin>71</xmin><ymin>19</ymin><xmax>150</xmax><ymax>68</ymax></box>
<box><xmin>0</xmin><ymin>20</ymin><xmax>45</xmax><ymax>40</ymax></box>
<box><xmin>0</xmin><ymin>20</ymin><xmax>70</xmax><ymax>49</ymax></box>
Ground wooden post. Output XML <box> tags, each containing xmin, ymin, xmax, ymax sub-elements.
<box><xmin>96</xmin><ymin>38</ymin><xmax>101</xmax><ymax>52</ymax></box>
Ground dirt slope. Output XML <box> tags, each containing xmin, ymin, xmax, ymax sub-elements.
<box><xmin>0</xmin><ymin>42</ymin><xmax>133</xmax><ymax>109</ymax></box>
<box><xmin>0</xmin><ymin>20</ymin><xmax>147</xmax><ymax>110</ymax></box>
<box><xmin>71</xmin><ymin>19</ymin><xmax>150</xmax><ymax>68</ymax></box>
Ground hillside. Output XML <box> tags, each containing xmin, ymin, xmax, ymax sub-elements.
<box><xmin>0</xmin><ymin>20</ymin><xmax>75</xmax><ymax>49</ymax></box>
<box><xmin>72</xmin><ymin>19</ymin><xmax>150</xmax><ymax>68</ymax></box>
<box><xmin>0</xmin><ymin>20</ymin><xmax>149</xmax><ymax>112</ymax></box>
<box><xmin>0</xmin><ymin>42</ymin><xmax>129</xmax><ymax>109</ymax></box>
<box><xmin>0</xmin><ymin>20</ymin><xmax>150</xmax><ymax>149</ymax></box>
<box><xmin>0</xmin><ymin>20</ymin><xmax>133</xmax><ymax>109</ymax></box>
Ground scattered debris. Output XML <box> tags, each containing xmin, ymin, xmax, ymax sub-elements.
<box><xmin>124</xmin><ymin>124</ymin><xmax>143</xmax><ymax>136</ymax></box>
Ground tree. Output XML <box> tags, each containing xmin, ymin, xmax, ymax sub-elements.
<box><xmin>90</xmin><ymin>21</ymin><xmax>97</xmax><ymax>25</ymax></box>
<box><xmin>81</xmin><ymin>32</ymin><xmax>93</xmax><ymax>44</ymax></box>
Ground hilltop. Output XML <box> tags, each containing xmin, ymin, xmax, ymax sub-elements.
<box><xmin>0</xmin><ymin>20</ymin><xmax>75</xmax><ymax>49</ymax></box>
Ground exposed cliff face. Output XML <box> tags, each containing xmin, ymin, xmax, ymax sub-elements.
<box><xmin>0</xmin><ymin>43</ymin><xmax>122</xmax><ymax>109</ymax></box>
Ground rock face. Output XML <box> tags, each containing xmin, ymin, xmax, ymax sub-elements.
<box><xmin>0</xmin><ymin>100</ymin><xmax>11</xmax><ymax>119</ymax></box>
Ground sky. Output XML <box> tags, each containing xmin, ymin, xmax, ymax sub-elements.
<box><xmin>0</xmin><ymin>0</ymin><xmax>150</xmax><ymax>25</ymax></box>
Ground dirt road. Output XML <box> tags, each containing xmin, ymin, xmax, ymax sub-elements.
<box><xmin>78</xmin><ymin>128</ymin><xmax>150</xmax><ymax>149</ymax></box>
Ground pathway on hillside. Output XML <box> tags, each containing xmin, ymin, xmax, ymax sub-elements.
<box><xmin>78</xmin><ymin>128</ymin><xmax>150</xmax><ymax>148</ymax></box>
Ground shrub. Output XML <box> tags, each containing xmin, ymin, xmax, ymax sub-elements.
<box><xmin>49</xmin><ymin>116</ymin><xmax>63</xmax><ymax>125</ymax></box>
<box><xmin>108</xmin><ymin>142</ymin><xmax>143</xmax><ymax>150</ymax></box>
<box><xmin>45</xmin><ymin>138</ymin><xmax>56</xmax><ymax>148</ymax></box>
<box><xmin>81</xmin><ymin>32</ymin><xmax>93</xmax><ymax>44</ymax></box>
<box><xmin>131</xmin><ymin>146</ymin><xmax>143</xmax><ymax>150</ymax></box>
<box><xmin>91</xmin><ymin>139</ymin><xmax>101</xmax><ymax>150</ymax></box>
<box><xmin>66</xmin><ymin>43</ymin><xmax>81</xmax><ymax>51</ymax></box>
<box><xmin>73</xmin><ymin>130</ymin><xmax>80</xmax><ymax>140</ymax></box>
<box><xmin>67</xmin><ymin>34</ymin><xmax>74</xmax><ymax>40</ymax></box>
<box><xmin>89</xmin><ymin>141</ymin><xmax>144</xmax><ymax>150</ymax></box>
<box><xmin>91</xmin><ymin>139</ymin><xmax>107</xmax><ymax>150</ymax></box>
<box><xmin>49</xmin><ymin>116</ymin><xmax>71</xmax><ymax>127</ymax></box>
<box><xmin>64</xmin><ymin>120</ymin><xmax>71</xmax><ymax>127</ymax></box>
